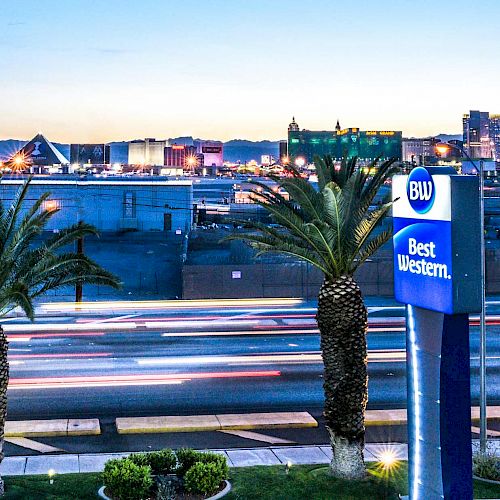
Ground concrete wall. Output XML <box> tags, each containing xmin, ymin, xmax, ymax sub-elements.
<box><xmin>0</xmin><ymin>178</ymin><xmax>193</xmax><ymax>233</ymax></box>
<box><xmin>183</xmin><ymin>254</ymin><xmax>500</xmax><ymax>299</ymax></box>
<box><xmin>183</xmin><ymin>259</ymin><xmax>395</xmax><ymax>299</ymax></box>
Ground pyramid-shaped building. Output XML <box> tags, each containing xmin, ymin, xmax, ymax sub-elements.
<box><xmin>11</xmin><ymin>133</ymin><xmax>69</xmax><ymax>166</ymax></box>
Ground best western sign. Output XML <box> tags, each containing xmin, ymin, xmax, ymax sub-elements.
<box><xmin>392</xmin><ymin>167</ymin><xmax>481</xmax><ymax>314</ymax></box>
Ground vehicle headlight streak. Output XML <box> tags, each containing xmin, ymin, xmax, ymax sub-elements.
<box><xmin>407</xmin><ymin>305</ymin><xmax>421</xmax><ymax>499</ymax></box>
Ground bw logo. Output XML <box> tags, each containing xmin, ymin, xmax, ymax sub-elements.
<box><xmin>407</xmin><ymin>167</ymin><xmax>435</xmax><ymax>214</ymax></box>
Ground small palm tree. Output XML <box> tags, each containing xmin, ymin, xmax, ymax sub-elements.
<box><xmin>227</xmin><ymin>155</ymin><xmax>398</xmax><ymax>479</ymax></box>
<box><xmin>0</xmin><ymin>178</ymin><xmax>121</xmax><ymax>495</ymax></box>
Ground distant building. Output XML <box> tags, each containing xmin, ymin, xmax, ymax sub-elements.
<box><xmin>7</xmin><ymin>133</ymin><xmax>69</xmax><ymax>172</ymax></box>
<box><xmin>128</xmin><ymin>138</ymin><xmax>166</xmax><ymax>166</ymax></box>
<box><xmin>164</xmin><ymin>144</ymin><xmax>198</xmax><ymax>169</ymax></box>
<box><xmin>195</xmin><ymin>140</ymin><xmax>224</xmax><ymax>168</ymax></box>
<box><xmin>287</xmin><ymin>117</ymin><xmax>402</xmax><ymax>164</ymax></box>
<box><xmin>0</xmin><ymin>177</ymin><xmax>193</xmax><ymax>232</ymax></box>
<box><xmin>70</xmin><ymin>144</ymin><xmax>110</xmax><ymax>165</ymax></box>
<box><xmin>402</xmin><ymin>137</ymin><xmax>440</xmax><ymax>165</ymax></box>
<box><xmin>279</xmin><ymin>140</ymin><xmax>288</xmax><ymax>163</ymax></box>
<box><xmin>463</xmin><ymin>111</ymin><xmax>493</xmax><ymax>159</ymax></box>
<box><xmin>489</xmin><ymin>115</ymin><xmax>500</xmax><ymax>162</ymax></box>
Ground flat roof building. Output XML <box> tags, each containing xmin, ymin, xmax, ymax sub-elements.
<box><xmin>287</xmin><ymin>118</ymin><xmax>402</xmax><ymax>165</ymax></box>
<box><xmin>0</xmin><ymin>177</ymin><xmax>193</xmax><ymax>233</ymax></box>
<box><xmin>128</xmin><ymin>138</ymin><xmax>166</xmax><ymax>166</ymax></box>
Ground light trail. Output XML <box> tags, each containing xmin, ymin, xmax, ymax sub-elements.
<box><xmin>3</xmin><ymin>322</ymin><xmax>136</xmax><ymax>332</ymax></box>
<box><xmin>8</xmin><ymin>352</ymin><xmax>112</xmax><ymax>359</ymax></box>
<box><xmin>38</xmin><ymin>298</ymin><xmax>303</xmax><ymax>312</ymax></box>
<box><xmin>135</xmin><ymin>350</ymin><xmax>407</xmax><ymax>366</ymax></box>
<box><xmin>161</xmin><ymin>327</ymin><xmax>406</xmax><ymax>337</ymax></box>
<box><xmin>8</xmin><ymin>370</ymin><xmax>281</xmax><ymax>390</ymax></box>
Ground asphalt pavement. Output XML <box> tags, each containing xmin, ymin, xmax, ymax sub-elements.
<box><xmin>2</xmin><ymin>298</ymin><xmax>500</xmax><ymax>456</ymax></box>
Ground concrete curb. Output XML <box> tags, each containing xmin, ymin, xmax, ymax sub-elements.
<box><xmin>115</xmin><ymin>412</ymin><xmax>318</xmax><ymax>434</ymax></box>
<box><xmin>5</xmin><ymin>419</ymin><xmax>100</xmax><ymax>438</ymax></box>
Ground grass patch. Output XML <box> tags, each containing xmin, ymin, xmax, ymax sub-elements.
<box><xmin>1</xmin><ymin>464</ymin><xmax>499</xmax><ymax>499</ymax></box>
<box><xmin>3</xmin><ymin>473</ymin><xmax>102</xmax><ymax>499</ymax></box>
<box><xmin>225</xmin><ymin>463</ymin><xmax>500</xmax><ymax>500</ymax></box>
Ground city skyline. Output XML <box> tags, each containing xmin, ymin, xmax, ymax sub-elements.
<box><xmin>1</xmin><ymin>0</ymin><xmax>500</xmax><ymax>142</ymax></box>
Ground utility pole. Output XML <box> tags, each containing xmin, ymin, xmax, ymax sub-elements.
<box><xmin>75</xmin><ymin>234</ymin><xmax>83</xmax><ymax>303</ymax></box>
<box><xmin>479</xmin><ymin>159</ymin><xmax>487</xmax><ymax>453</ymax></box>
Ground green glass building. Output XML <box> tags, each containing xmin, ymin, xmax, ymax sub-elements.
<box><xmin>287</xmin><ymin>118</ymin><xmax>402</xmax><ymax>165</ymax></box>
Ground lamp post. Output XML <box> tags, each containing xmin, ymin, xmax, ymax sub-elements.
<box><xmin>436</xmin><ymin>143</ymin><xmax>487</xmax><ymax>453</ymax></box>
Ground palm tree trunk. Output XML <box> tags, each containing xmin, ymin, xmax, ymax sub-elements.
<box><xmin>0</xmin><ymin>326</ymin><xmax>8</xmax><ymax>496</ymax></box>
<box><xmin>316</xmin><ymin>275</ymin><xmax>368</xmax><ymax>479</ymax></box>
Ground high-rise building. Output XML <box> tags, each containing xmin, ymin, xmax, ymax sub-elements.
<box><xmin>128</xmin><ymin>138</ymin><xmax>166</xmax><ymax>166</ymax></box>
<box><xmin>279</xmin><ymin>140</ymin><xmax>288</xmax><ymax>162</ymax></box>
<box><xmin>489</xmin><ymin>115</ymin><xmax>500</xmax><ymax>162</ymax></box>
<box><xmin>462</xmin><ymin>111</ymin><xmax>493</xmax><ymax>159</ymax></box>
<box><xmin>287</xmin><ymin>118</ymin><xmax>402</xmax><ymax>164</ymax></box>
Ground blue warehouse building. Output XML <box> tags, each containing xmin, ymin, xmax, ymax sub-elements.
<box><xmin>0</xmin><ymin>177</ymin><xmax>193</xmax><ymax>233</ymax></box>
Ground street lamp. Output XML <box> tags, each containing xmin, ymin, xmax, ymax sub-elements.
<box><xmin>435</xmin><ymin>142</ymin><xmax>487</xmax><ymax>453</ymax></box>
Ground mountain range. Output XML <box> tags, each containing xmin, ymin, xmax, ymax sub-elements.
<box><xmin>0</xmin><ymin>134</ymin><xmax>462</xmax><ymax>164</ymax></box>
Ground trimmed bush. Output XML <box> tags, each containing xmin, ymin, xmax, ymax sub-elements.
<box><xmin>195</xmin><ymin>452</ymin><xmax>229</xmax><ymax>480</ymax></box>
<box><xmin>149</xmin><ymin>449</ymin><xmax>177</xmax><ymax>475</ymax></box>
<box><xmin>175</xmin><ymin>448</ymin><xmax>201</xmax><ymax>477</ymax></box>
<box><xmin>102</xmin><ymin>458</ymin><xmax>153</xmax><ymax>500</ymax></box>
<box><xmin>128</xmin><ymin>452</ymin><xmax>150</xmax><ymax>468</ymax></box>
<box><xmin>176</xmin><ymin>449</ymin><xmax>229</xmax><ymax>480</ymax></box>
<box><xmin>184</xmin><ymin>462</ymin><xmax>223</xmax><ymax>496</ymax></box>
<box><xmin>129</xmin><ymin>449</ymin><xmax>177</xmax><ymax>475</ymax></box>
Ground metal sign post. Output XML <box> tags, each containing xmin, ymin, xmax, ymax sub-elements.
<box><xmin>392</xmin><ymin>167</ymin><xmax>481</xmax><ymax>499</ymax></box>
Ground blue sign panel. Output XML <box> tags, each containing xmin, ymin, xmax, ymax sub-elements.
<box><xmin>392</xmin><ymin>167</ymin><xmax>481</xmax><ymax>314</ymax></box>
<box><xmin>394</xmin><ymin>218</ymin><xmax>452</xmax><ymax>313</ymax></box>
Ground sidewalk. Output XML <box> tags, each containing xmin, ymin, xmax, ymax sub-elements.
<box><xmin>2</xmin><ymin>440</ymin><xmax>498</xmax><ymax>476</ymax></box>
<box><xmin>0</xmin><ymin>443</ymin><xmax>410</xmax><ymax>476</ymax></box>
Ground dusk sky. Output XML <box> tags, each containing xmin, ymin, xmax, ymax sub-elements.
<box><xmin>1</xmin><ymin>0</ymin><xmax>499</xmax><ymax>143</ymax></box>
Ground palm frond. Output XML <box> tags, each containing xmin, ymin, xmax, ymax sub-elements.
<box><xmin>228</xmin><ymin>154</ymin><xmax>398</xmax><ymax>280</ymax></box>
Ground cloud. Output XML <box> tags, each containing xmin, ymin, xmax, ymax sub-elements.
<box><xmin>7</xmin><ymin>21</ymin><xmax>26</xmax><ymax>26</ymax></box>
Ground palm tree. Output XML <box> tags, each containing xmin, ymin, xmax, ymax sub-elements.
<box><xmin>0</xmin><ymin>178</ymin><xmax>121</xmax><ymax>495</ymax></box>
<box><xmin>227</xmin><ymin>155</ymin><xmax>399</xmax><ymax>479</ymax></box>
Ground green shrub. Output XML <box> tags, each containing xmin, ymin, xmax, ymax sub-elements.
<box><xmin>195</xmin><ymin>452</ymin><xmax>229</xmax><ymax>480</ymax></box>
<box><xmin>175</xmin><ymin>449</ymin><xmax>228</xmax><ymax>479</ymax></box>
<box><xmin>102</xmin><ymin>458</ymin><xmax>153</xmax><ymax>500</ymax></box>
<box><xmin>473</xmin><ymin>452</ymin><xmax>500</xmax><ymax>481</ymax></box>
<box><xmin>129</xmin><ymin>449</ymin><xmax>177</xmax><ymax>475</ymax></box>
<box><xmin>184</xmin><ymin>462</ymin><xmax>223</xmax><ymax>496</ymax></box>
<box><xmin>175</xmin><ymin>448</ymin><xmax>201</xmax><ymax>477</ymax></box>
<box><xmin>149</xmin><ymin>449</ymin><xmax>177</xmax><ymax>475</ymax></box>
<box><xmin>128</xmin><ymin>452</ymin><xmax>150</xmax><ymax>468</ymax></box>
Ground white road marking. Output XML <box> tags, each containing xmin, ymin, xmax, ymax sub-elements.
<box><xmin>86</xmin><ymin>314</ymin><xmax>139</xmax><ymax>324</ymax></box>
<box><xmin>218</xmin><ymin>429</ymin><xmax>295</xmax><ymax>444</ymax></box>
<box><xmin>5</xmin><ymin>437</ymin><xmax>64</xmax><ymax>453</ymax></box>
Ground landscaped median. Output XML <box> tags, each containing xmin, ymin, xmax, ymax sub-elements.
<box><xmin>2</xmin><ymin>463</ymin><xmax>500</xmax><ymax>499</ymax></box>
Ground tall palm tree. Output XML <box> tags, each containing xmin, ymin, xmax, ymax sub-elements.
<box><xmin>0</xmin><ymin>178</ymin><xmax>121</xmax><ymax>495</ymax></box>
<box><xmin>227</xmin><ymin>155</ymin><xmax>399</xmax><ymax>479</ymax></box>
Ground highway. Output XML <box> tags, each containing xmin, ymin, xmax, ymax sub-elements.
<box><xmin>3</xmin><ymin>298</ymin><xmax>500</xmax><ymax>421</ymax></box>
